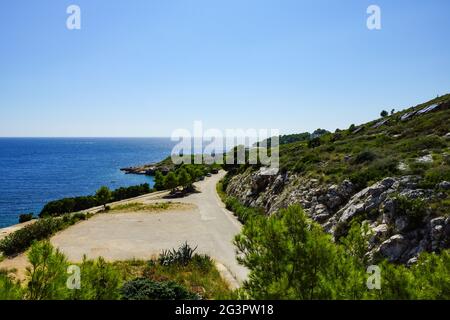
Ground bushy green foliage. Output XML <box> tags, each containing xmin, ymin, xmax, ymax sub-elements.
<box><xmin>69</xmin><ymin>256</ymin><xmax>121</xmax><ymax>300</ymax></box>
<box><xmin>121</xmin><ymin>278</ymin><xmax>200</xmax><ymax>300</ymax></box>
<box><xmin>154</xmin><ymin>164</ymin><xmax>208</xmax><ymax>191</ymax></box>
<box><xmin>0</xmin><ymin>218</ymin><xmax>65</xmax><ymax>256</ymax></box>
<box><xmin>0</xmin><ymin>213</ymin><xmax>87</xmax><ymax>256</ymax></box>
<box><xmin>225</xmin><ymin>197</ymin><xmax>263</xmax><ymax>223</ymax></box>
<box><xmin>95</xmin><ymin>186</ymin><xmax>112</xmax><ymax>209</ymax></box>
<box><xmin>375</xmin><ymin>251</ymin><xmax>450</xmax><ymax>299</ymax></box>
<box><xmin>164</xmin><ymin>171</ymin><xmax>179</xmax><ymax>190</ymax></box>
<box><xmin>177</xmin><ymin>168</ymin><xmax>192</xmax><ymax>189</ymax></box>
<box><xmin>258</xmin><ymin>132</ymin><xmax>311</xmax><ymax>146</ymax></box>
<box><xmin>159</xmin><ymin>242</ymin><xmax>197</xmax><ymax>267</ymax></box>
<box><xmin>394</xmin><ymin>195</ymin><xmax>427</xmax><ymax>228</ymax></box>
<box><xmin>40</xmin><ymin>196</ymin><xmax>98</xmax><ymax>217</ymax></box>
<box><xmin>307</xmin><ymin>137</ymin><xmax>321</xmax><ymax>148</ymax></box>
<box><xmin>40</xmin><ymin>183</ymin><xmax>151</xmax><ymax>217</ymax></box>
<box><xmin>235</xmin><ymin>205</ymin><xmax>368</xmax><ymax>299</ymax></box>
<box><xmin>349</xmin><ymin>157</ymin><xmax>398</xmax><ymax>188</ymax></box>
<box><xmin>111</xmin><ymin>183</ymin><xmax>151</xmax><ymax>201</ymax></box>
<box><xmin>398</xmin><ymin>135</ymin><xmax>445</xmax><ymax>153</ymax></box>
<box><xmin>18</xmin><ymin>213</ymin><xmax>34</xmax><ymax>223</ymax></box>
<box><xmin>339</xmin><ymin>222</ymin><xmax>372</xmax><ymax>265</ymax></box>
<box><xmin>274</xmin><ymin>95</ymin><xmax>450</xmax><ymax>186</ymax></box>
<box><xmin>1</xmin><ymin>242</ymin><xmax>225</xmax><ymax>300</ymax></box>
<box><xmin>0</xmin><ymin>270</ymin><xmax>23</xmax><ymax>300</ymax></box>
<box><xmin>25</xmin><ymin>241</ymin><xmax>69</xmax><ymax>300</ymax></box>
<box><xmin>190</xmin><ymin>254</ymin><xmax>214</xmax><ymax>273</ymax></box>
<box><xmin>235</xmin><ymin>204</ymin><xmax>450</xmax><ymax>300</ymax></box>
<box><xmin>423</xmin><ymin>165</ymin><xmax>450</xmax><ymax>188</ymax></box>
<box><xmin>154</xmin><ymin>171</ymin><xmax>165</xmax><ymax>190</ymax></box>
<box><xmin>353</xmin><ymin>150</ymin><xmax>377</xmax><ymax>164</ymax></box>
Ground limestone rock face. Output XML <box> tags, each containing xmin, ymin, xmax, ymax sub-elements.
<box><xmin>437</xmin><ymin>181</ymin><xmax>450</xmax><ymax>190</ymax></box>
<box><xmin>225</xmin><ymin>168</ymin><xmax>449</xmax><ymax>265</ymax></box>
<box><xmin>378</xmin><ymin>235</ymin><xmax>409</xmax><ymax>262</ymax></box>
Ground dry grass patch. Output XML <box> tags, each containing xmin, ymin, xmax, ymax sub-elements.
<box><xmin>108</xmin><ymin>201</ymin><xmax>193</xmax><ymax>213</ymax></box>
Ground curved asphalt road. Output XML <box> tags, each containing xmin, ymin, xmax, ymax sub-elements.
<box><xmin>50</xmin><ymin>171</ymin><xmax>249</xmax><ymax>286</ymax></box>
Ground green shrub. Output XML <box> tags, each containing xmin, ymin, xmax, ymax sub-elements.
<box><xmin>350</xmin><ymin>157</ymin><xmax>398</xmax><ymax>188</ymax></box>
<box><xmin>111</xmin><ymin>183</ymin><xmax>151</xmax><ymax>201</ymax></box>
<box><xmin>0</xmin><ymin>271</ymin><xmax>23</xmax><ymax>300</ymax></box>
<box><xmin>154</xmin><ymin>171</ymin><xmax>165</xmax><ymax>190</ymax></box>
<box><xmin>0</xmin><ymin>212</ymin><xmax>89</xmax><ymax>256</ymax></box>
<box><xmin>25</xmin><ymin>241</ymin><xmax>69</xmax><ymax>300</ymax></box>
<box><xmin>353</xmin><ymin>150</ymin><xmax>377</xmax><ymax>164</ymax></box>
<box><xmin>423</xmin><ymin>165</ymin><xmax>450</xmax><ymax>187</ymax></box>
<box><xmin>18</xmin><ymin>213</ymin><xmax>34</xmax><ymax>223</ymax></box>
<box><xmin>69</xmin><ymin>256</ymin><xmax>121</xmax><ymax>300</ymax></box>
<box><xmin>121</xmin><ymin>278</ymin><xmax>200</xmax><ymax>300</ymax></box>
<box><xmin>394</xmin><ymin>196</ymin><xmax>428</xmax><ymax>228</ymax></box>
<box><xmin>0</xmin><ymin>218</ymin><xmax>65</xmax><ymax>256</ymax></box>
<box><xmin>234</xmin><ymin>205</ymin><xmax>367</xmax><ymax>299</ymax></box>
<box><xmin>235</xmin><ymin>204</ymin><xmax>450</xmax><ymax>300</ymax></box>
<box><xmin>191</xmin><ymin>254</ymin><xmax>214</xmax><ymax>273</ymax></box>
<box><xmin>376</xmin><ymin>251</ymin><xmax>450</xmax><ymax>299</ymax></box>
<box><xmin>40</xmin><ymin>184</ymin><xmax>152</xmax><ymax>217</ymax></box>
<box><xmin>225</xmin><ymin>197</ymin><xmax>263</xmax><ymax>223</ymax></box>
<box><xmin>307</xmin><ymin>137</ymin><xmax>321</xmax><ymax>148</ymax></box>
<box><xmin>399</xmin><ymin>135</ymin><xmax>445</xmax><ymax>153</ymax></box>
<box><xmin>95</xmin><ymin>186</ymin><xmax>112</xmax><ymax>209</ymax></box>
<box><xmin>40</xmin><ymin>196</ymin><xmax>98</xmax><ymax>217</ymax></box>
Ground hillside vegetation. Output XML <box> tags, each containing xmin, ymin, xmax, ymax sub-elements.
<box><xmin>278</xmin><ymin>94</ymin><xmax>450</xmax><ymax>188</ymax></box>
<box><xmin>224</xmin><ymin>94</ymin><xmax>450</xmax><ymax>268</ymax></box>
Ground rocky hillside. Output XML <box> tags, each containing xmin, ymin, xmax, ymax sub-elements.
<box><xmin>225</xmin><ymin>94</ymin><xmax>450</xmax><ymax>265</ymax></box>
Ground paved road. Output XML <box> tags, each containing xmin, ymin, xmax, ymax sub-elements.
<box><xmin>50</xmin><ymin>171</ymin><xmax>249</xmax><ymax>285</ymax></box>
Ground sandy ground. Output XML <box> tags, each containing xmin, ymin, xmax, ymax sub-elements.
<box><xmin>0</xmin><ymin>171</ymin><xmax>248</xmax><ymax>287</ymax></box>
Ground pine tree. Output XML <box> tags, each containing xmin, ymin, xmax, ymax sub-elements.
<box><xmin>153</xmin><ymin>171</ymin><xmax>165</xmax><ymax>191</ymax></box>
<box><xmin>164</xmin><ymin>172</ymin><xmax>179</xmax><ymax>191</ymax></box>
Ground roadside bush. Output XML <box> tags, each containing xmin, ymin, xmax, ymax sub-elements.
<box><xmin>40</xmin><ymin>184</ymin><xmax>152</xmax><ymax>217</ymax></box>
<box><xmin>0</xmin><ymin>218</ymin><xmax>65</xmax><ymax>256</ymax></box>
<box><xmin>111</xmin><ymin>183</ymin><xmax>151</xmax><ymax>201</ymax></box>
<box><xmin>154</xmin><ymin>171</ymin><xmax>165</xmax><ymax>191</ymax></box>
<box><xmin>191</xmin><ymin>254</ymin><xmax>214</xmax><ymax>273</ymax></box>
<box><xmin>0</xmin><ymin>212</ymin><xmax>89</xmax><ymax>256</ymax></box>
<box><xmin>40</xmin><ymin>196</ymin><xmax>98</xmax><ymax>217</ymax></box>
<box><xmin>19</xmin><ymin>213</ymin><xmax>34</xmax><ymax>223</ymax></box>
<box><xmin>225</xmin><ymin>197</ymin><xmax>263</xmax><ymax>223</ymax></box>
<box><xmin>121</xmin><ymin>278</ymin><xmax>200</xmax><ymax>300</ymax></box>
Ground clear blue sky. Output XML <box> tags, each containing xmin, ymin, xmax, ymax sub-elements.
<box><xmin>1</xmin><ymin>0</ymin><xmax>449</xmax><ymax>137</ymax></box>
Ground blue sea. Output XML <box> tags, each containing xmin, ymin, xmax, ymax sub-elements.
<box><xmin>0</xmin><ymin>138</ymin><xmax>176</xmax><ymax>228</ymax></box>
